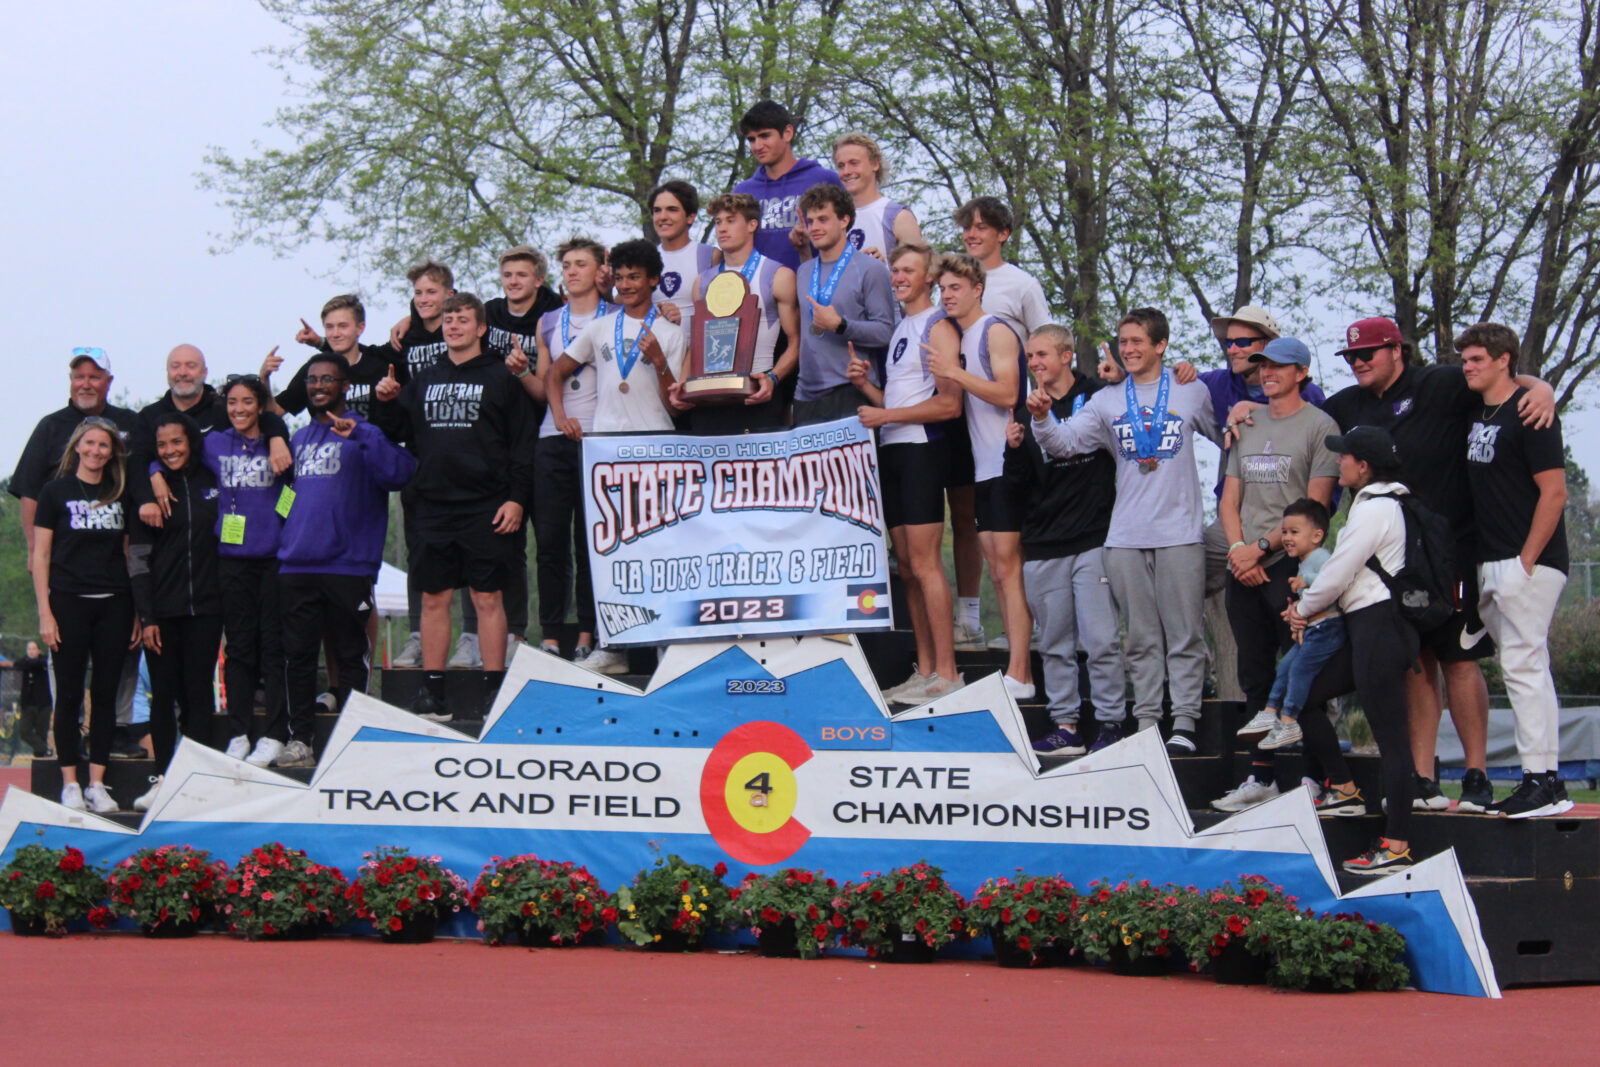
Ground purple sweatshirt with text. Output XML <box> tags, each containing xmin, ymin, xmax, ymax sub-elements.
<box><xmin>278</xmin><ymin>414</ymin><xmax>416</xmax><ymax>577</ymax></box>
<box><xmin>202</xmin><ymin>427</ymin><xmax>289</xmax><ymax>559</ymax></box>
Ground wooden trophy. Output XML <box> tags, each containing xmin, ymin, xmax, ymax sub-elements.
<box><xmin>683</xmin><ymin>271</ymin><xmax>761</xmax><ymax>404</ymax></box>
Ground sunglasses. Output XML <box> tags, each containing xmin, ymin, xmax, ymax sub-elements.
<box><xmin>72</xmin><ymin>346</ymin><xmax>106</xmax><ymax>361</ymax></box>
<box><xmin>1341</xmin><ymin>348</ymin><xmax>1384</xmax><ymax>365</ymax></box>
<box><xmin>225</xmin><ymin>373</ymin><xmax>263</xmax><ymax>386</ymax></box>
<box><xmin>1222</xmin><ymin>337</ymin><xmax>1264</xmax><ymax>350</ymax></box>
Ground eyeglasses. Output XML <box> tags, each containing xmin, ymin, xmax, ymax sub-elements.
<box><xmin>225</xmin><ymin>373</ymin><xmax>263</xmax><ymax>386</ymax></box>
<box><xmin>1222</xmin><ymin>337</ymin><xmax>1263</xmax><ymax>350</ymax></box>
<box><xmin>306</xmin><ymin>374</ymin><xmax>346</xmax><ymax>385</ymax></box>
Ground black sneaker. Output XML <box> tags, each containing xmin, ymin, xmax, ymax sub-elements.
<box><xmin>1314</xmin><ymin>784</ymin><xmax>1367</xmax><ymax>817</ymax></box>
<box><xmin>1546</xmin><ymin>773</ymin><xmax>1575</xmax><ymax>815</ymax></box>
<box><xmin>409</xmin><ymin>687</ymin><xmax>452</xmax><ymax>724</ymax></box>
<box><xmin>1088</xmin><ymin>722</ymin><xmax>1123</xmax><ymax>753</ymax></box>
<box><xmin>1031</xmin><ymin>726</ymin><xmax>1086</xmax><ymax>755</ymax></box>
<box><xmin>1499</xmin><ymin>773</ymin><xmax>1558</xmax><ymax>819</ymax></box>
<box><xmin>109</xmin><ymin>738</ymin><xmax>148</xmax><ymax>760</ymax></box>
<box><xmin>1165</xmin><ymin>727</ymin><xmax>1197</xmax><ymax>755</ymax></box>
<box><xmin>1456</xmin><ymin>768</ymin><xmax>1495</xmax><ymax>813</ymax></box>
<box><xmin>1412</xmin><ymin>774</ymin><xmax>1450</xmax><ymax>811</ymax></box>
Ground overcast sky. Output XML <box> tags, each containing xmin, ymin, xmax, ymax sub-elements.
<box><xmin>4</xmin><ymin>2</ymin><xmax>1596</xmax><ymax>491</ymax></box>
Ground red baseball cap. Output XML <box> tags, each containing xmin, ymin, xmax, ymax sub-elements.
<box><xmin>1334</xmin><ymin>317</ymin><xmax>1403</xmax><ymax>356</ymax></box>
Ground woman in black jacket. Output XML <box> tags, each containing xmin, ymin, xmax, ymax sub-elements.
<box><xmin>129</xmin><ymin>413</ymin><xmax>221</xmax><ymax>811</ymax></box>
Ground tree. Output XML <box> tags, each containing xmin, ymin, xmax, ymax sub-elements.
<box><xmin>206</xmin><ymin>0</ymin><xmax>851</xmax><ymax>291</ymax></box>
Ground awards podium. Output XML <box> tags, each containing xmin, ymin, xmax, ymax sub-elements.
<box><xmin>682</xmin><ymin>271</ymin><xmax>760</xmax><ymax>403</ymax></box>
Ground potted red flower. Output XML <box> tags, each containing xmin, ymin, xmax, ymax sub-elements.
<box><xmin>221</xmin><ymin>842</ymin><xmax>352</xmax><ymax>940</ymax></box>
<box><xmin>1172</xmin><ymin>875</ymin><xmax>1296</xmax><ymax>985</ymax></box>
<box><xmin>968</xmin><ymin>874</ymin><xmax>1079</xmax><ymax>967</ymax></box>
<box><xmin>835</xmin><ymin>861</ymin><xmax>968</xmax><ymax>962</ymax></box>
<box><xmin>106</xmin><ymin>845</ymin><xmax>228</xmax><ymax>937</ymax></box>
<box><xmin>0</xmin><ymin>843</ymin><xmax>114</xmax><ymax>936</ymax></box>
<box><xmin>610</xmin><ymin>854</ymin><xmax>734</xmax><ymax>951</ymax></box>
<box><xmin>346</xmin><ymin>846</ymin><xmax>469</xmax><ymax>943</ymax></box>
<box><xmin>732</xmin><ymin>868</ymin><xmax>838</xmax><ymax>958</ymax></box>
<box><xmin>469</xmin><ymin>854</ymin><xmax>611</xmax><ymax>947</ymax></box>
<box><xmin>1075</xmin><ymin>879</ymin><xmax>1191</xmax><ymax>975</ymax></box>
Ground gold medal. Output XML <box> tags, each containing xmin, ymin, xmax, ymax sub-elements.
<box><xmin>704</xmin><ymin>271</ymin><xmax>748</xmax><ymax>318</ymax></box>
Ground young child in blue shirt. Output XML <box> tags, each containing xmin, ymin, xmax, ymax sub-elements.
<box><xmin>1258</xmin><ymin>499</ymin><xmax>1342</xmax><ymax>750</ymax></box>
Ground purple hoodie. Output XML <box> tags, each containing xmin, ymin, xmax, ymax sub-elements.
<box><xmin>202</xmin><ymin>427</ymin><xmax>288</xmax><ymax>559</ymax></box>
<box><xmin>278</xmin><ymin>414</ymin><xmax>416</xmax><ymax>577</ymax></box>
<box><xmin>733</xmin><ymin>157</ymin><xmax>844</xmax><ymax>269</ymax></box>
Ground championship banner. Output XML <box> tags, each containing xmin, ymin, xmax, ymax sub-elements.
<box><xmin>0</xmin><ymin>638</ymin><xmax>1498</xmax><ymax>997</ymax></box>
<box><xmin>582</xmin><ymin>417</ymin><xmax>892</xmax><ymax>646</ymax></box>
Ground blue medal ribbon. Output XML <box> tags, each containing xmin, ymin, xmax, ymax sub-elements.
<box><xmin>614</xmin><ymin>305</ymin><xmax>659</xmax><ymax>382</ymax></box>
<box><xmin>722</xmin><ymin>251</ymin><xmax>764</xmax><ymax>285</ymax></box>
<box><xmin>561</xmin><ymin>298</ymin><xmax>609</xmax><ymax>349</ymax></box>
<box><xmin>809</xmin><ymin>243</ymin><xmax>856</xmax><ymax>308</ymax></box>
<box><xmin>1124</xmin><ymin>369</ymin><xmax>1171</xmax><ymax>460</ymax></box>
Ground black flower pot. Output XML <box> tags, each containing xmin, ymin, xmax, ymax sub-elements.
<box><xmin>990</xmin><ymin>927</ymin><xmax>1050</xmax><ymax>968</ymax></box>
<box><xmin>1108</xmin><ymin>942</ymin><xmax>1170</xmax><ymax>976</ymax></box>
<box><xmin>380</xmin><ymin>912</ymin><xmax>437</xmax><ymax>944</ymax></box>
<box><xmin>260</xmin><ymin>922</ymin><xmax>321</xmax><ymax>942</ymax></box>
<box><xmin>519</xmin><ymin>923</ymin><xmax>602</xmax><ymax>947</ymax></box>
<box><xmin>1209</xmin><ymin>941</ymin><xmax>1270</xmax><ymax>985</ymax></box>
<box><xmin>643</xmin><ymin>928</ymin><xmax>701</xmax><ymax>952</ymax></box>
<box><xmin>141</xmin><ymin>919</ymin><xmax>202</xmax><ymax>939</ymax></box>
<box><xmin>7</xmin><ymin>909</ymin><xmax>53</xmax><ymax>937</ymax></box>
<box><xmin>876</xmin><ymin>925</ymin><xmax>938</xmax><ymax>963</ymax></box>
<box><xmin>756</xmin><ymin>917</ymin><xmax>803</xmax><ymax>958</ymax></box>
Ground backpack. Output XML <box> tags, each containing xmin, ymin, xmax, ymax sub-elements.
<box><xmin>1364</xmin><ymin>491</ymin><xmax>1456</xmax><ymax>633</ymax></box>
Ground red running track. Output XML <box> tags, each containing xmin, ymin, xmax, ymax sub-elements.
<box><xmin>4</xmin><ymin>934</ymin><xmax>1600</xmax><ymax>1061</ymax></box>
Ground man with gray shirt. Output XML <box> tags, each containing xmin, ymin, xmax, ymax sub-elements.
<box><xmin>1030</xmin><ymin>307</ymin><xmax>1220</xmax><ymax>751</ymax></box>
<box><xmin>793</xmin><ymin>184</ymin><xmax>898</xmax><ymax>426</ymax></box>
<box><xmin>1212</xmin><ymin>337</ymin><xmax>1339</xmax><ymax>812</ymax></box>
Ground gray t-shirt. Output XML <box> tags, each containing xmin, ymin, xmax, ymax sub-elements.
<box><xmin>1225</xmin><ymin>402</ymin><xmax>1340</xmax><ymax>564</ymax></box>
<box><xmin>795</xmin><ymin>251</ymin><xmax>898</xmax><ymax>401</ymax></box>
<box><xmin>1033</xmin><ymin>370</ymin><xmax>1219</xmax><ymax>549</ymax></box>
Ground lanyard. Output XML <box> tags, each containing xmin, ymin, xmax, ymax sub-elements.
<box><xmin>561</xmin><ymin>299</ymin><xmax>609</xmax><ymax>349</ymax></box>
<box><xmin>809</xmin><ymin>244</ymin><xmax>856</xmax><ymax>307</ymax></box>
<box><xmin>1124</xmin><ymin>369</ymin><xmax>1171</xmax><ymax>459</ymax></box>
<box><xmin>722</xmin><ymin>251</ymin><xmax>764</xmax><ymax>284</ymax></box>
<box><xmin>614</xmin><ymin>306</ymin><xmax>659</xmax><ymax>380</ymax></box>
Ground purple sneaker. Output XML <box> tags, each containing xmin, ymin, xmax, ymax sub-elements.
<box><xmin>1031</xmin><ymin>726</ymin><xmax>1086</xmax><ymax>755</ymax></box>
<box><xmin>1088</xmin><ymin>722</ymin><xmax>1123</xmax><ymax>752</ymax></box>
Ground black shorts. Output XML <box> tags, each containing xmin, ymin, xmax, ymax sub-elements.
<box><xmin>944</xmin><ymin>415</ymin><xmax>975</xmax><ymax>489</ymax></box>
<box><xmin>973</xmin><ymin>476</ymin><xmax>1023</xmax><ymax>533</ymax></box>
<box><xmin>793</xmin><ymin>384</ymin><xmax>870</xmax><ymax>427</ymax></box>
<box><xmin>409</xmin><ymin>508</ymin><xmax>518</xmax><ymax>594</ymax></box>
<box><xmin>1421</xmin><ymin>559</ymin><xmax>1495</xmax><ymax>663</ymax></box>
<box><xmin>880</xmin><ymin>441</ymin><xmax>948</xmax><ymax>529</ymax></box>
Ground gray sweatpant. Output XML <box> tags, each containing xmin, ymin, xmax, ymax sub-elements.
<box><xmin>1103</xmin><ymin>543</ymin><xmax>1207</xmax><ymax>732</ymax></box>
<box><xmin>1024</xmin><ymin>550</ymin><xmax>1125</xmax><ymax>726</ymax></box>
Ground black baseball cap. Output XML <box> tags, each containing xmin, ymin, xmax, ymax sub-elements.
<box><xmin>1325</xmin><ymin>425</ymin><xmax>1401</xmax><ymax>471</ymax></box>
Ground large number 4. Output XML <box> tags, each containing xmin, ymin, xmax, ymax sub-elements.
<box><xmin>743</xmin><ymin>771</ymin><xmax>773</xmax><ymax>794</ymax></box>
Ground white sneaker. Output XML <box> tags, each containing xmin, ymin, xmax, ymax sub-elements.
<box><xmin>1211</xmin><ymin>776</ymin><xmax>1281</xmax><ymax>813</ymax></box>
<box><xmin>584</xmin><ymin>648</ymin><xmax>629</xmax><ymax>675</ymax></box>
<box><xmin>60</xmin><ymin>782</ymin><xmax>85</xmax><ymax>810</ymax></box>
<box><xmin>1002</xmin><ymin>675</ymin><xmax>1036</xmax><ymax>702</ymax></box>
<box><xmin>883</xmin><ymin>669</ymin><xmax>930</xmax><ymax>703</ymax></box>
<box><xmin>449</xmin><ymin>633</ymin><xmax>482</xmax><ymax>669</ymax></box>
<box><xmin>953</xmin><ymin>620</ymin><xmax>986</xmax><ymax>651</ymax></box>
<box><xmin>245</xmin><ymin>737</ymin><xmax>285</xmax><ymax>768</ymax></box>
<box><xmin>1236</xmin><ymin>708</ymin><xmax>1277</xmax><ymax>738</ymax></box>
<box><xmin>392</xmin><ymin>632</ymin><xmax>423</xmax><ymax>668</ymax></box>
<box><xmin>84</xmin><ymin>781</ymin><xmax>118</xmax><ymax>814</ymax></box>
<box><xmin>316</xmin><ymin>692</ymin><xmax>339</xmax><ymax>714</ymax></box>
<box><xmin>275</xmin><ymin>740</ymin><xmax>317</xmax><ymax>768</ymax></box>
<box><xmin>919</xmin><ymin>673</ymin><xmax>965</xmax><ymax>701</ymax></box>
<box><xmin>225</xmin><ymin>735</ymin><xmax>251</xmax><ymax>760</ymax></box>
<box><xmin>133</xmin><ymin>776</ymin><xmax>163</xmax><ymax>812</ymax></box>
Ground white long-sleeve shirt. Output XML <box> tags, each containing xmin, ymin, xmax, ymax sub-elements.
<box><xmin>1296</xmin><ymin>480</ymin><xmax>1407</xmax><ymax>618</ymax></box>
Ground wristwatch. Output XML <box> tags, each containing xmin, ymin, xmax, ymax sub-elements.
<box><xmin>834</xmin><ymin>317</ymin><xmax>848</xmax><ymax>335</ymax></box>
<box><xmin>1256</xmin><ymin>537</ymin><xmax>1272</xmax><ymax>553</ymax></box>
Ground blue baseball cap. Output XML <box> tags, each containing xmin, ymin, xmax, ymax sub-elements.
<box><xmin>1249</xmin><ymin>337</ymin><xmax>1311</xmax><ymax>367</ymax></box>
